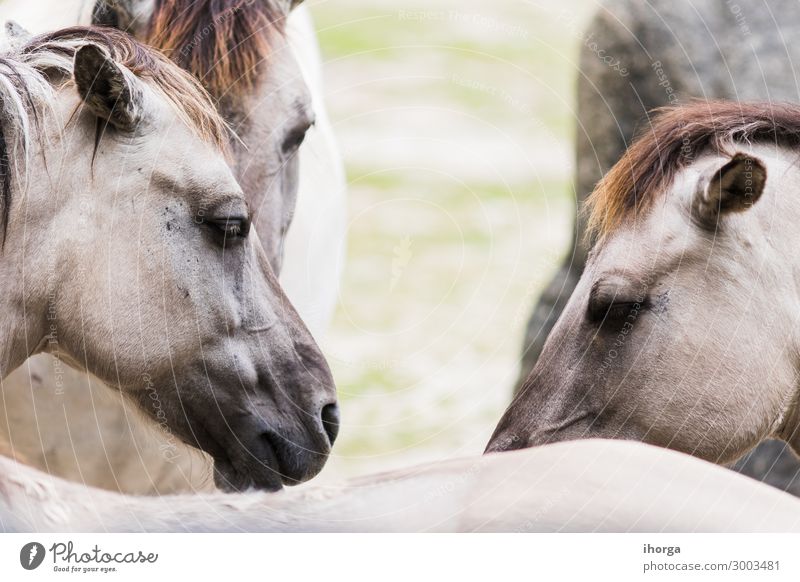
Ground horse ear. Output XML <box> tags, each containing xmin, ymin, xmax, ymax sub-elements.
<box><xmin>4</xmin><ymin>20</ymin><xmax>31</xmax><ymax>49</ymax></box>
<box><xmin>693</xmin><ymin>152</ymin><xmax>766</xmax><ymax>225</ymax></box>
<box><xmin>73</xmin><ymin>44</ymin><xmax>144</xmax><ymax>132</ymax></box>
<box><xmin>92</xmin><ymin>0</ymin><xmax>155</xmax><ymax>37</ymax></box>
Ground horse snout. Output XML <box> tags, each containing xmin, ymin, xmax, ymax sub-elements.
<box><xmin>320</xmin><ymin>402</ymin><xmax>341</xmax><ymax>446</ymax></box>
<box><xmin>485</xmin><ymin>427</ymin><xmax>528</xmax><ymax>454</ymax></box>
<box><xmin>266</xmin><ymin>400</ymin><xmax>339</xmax><ymax>485</ymax></box>
<box><xmin>262</xmin><ymin>420</ymin><xmax>333</xmax><ymax>486</ymax></box>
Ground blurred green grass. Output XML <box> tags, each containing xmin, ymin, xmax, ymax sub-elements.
<box><xmin>309</xmin><ymin>0</ymin><xmax>594</xmax><ymax>478</ymax></box>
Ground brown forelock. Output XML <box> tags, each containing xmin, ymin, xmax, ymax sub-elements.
<box><xmin>586</xmin><ymin>100</ymin><xmax>800</xmax><ymax>240</ymax></box>
<box><xmin>23</xmin><ymin>26</ymin><xmax>229</xmax><ymax>151</ymax></box>
<box><xmin>145</xmin><ymin>0</ymin><xmax>285</xmax><ymax>102</ymax></box>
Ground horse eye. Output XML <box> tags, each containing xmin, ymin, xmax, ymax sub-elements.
<box><xmin>207</xmin><ymin>216</ymin><xmax>250</xmax><ymax>242</ymax></box>
<box><xmin>587</xmin><ymin>300</ymin><xmax>645</xmax><ymax>325</ymax></box>
<box><xmin>282</xmin><ymin>124</ymin><xmax>311</xmax><ymax>154</ymax></box>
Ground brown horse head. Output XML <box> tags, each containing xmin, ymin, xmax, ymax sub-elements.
<box><xmin>488</xmin><ymin>101</ymin><xmax>800</xmax><ymax>465</ymax></box>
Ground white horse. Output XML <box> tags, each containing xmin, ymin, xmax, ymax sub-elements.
<box><xmin>0</xmin><ymin>26</ymin><xmax>338</xmax><ymax>492</ymax></box>
<box><xmin>2</xmin><ymin>439</ymin><xmax>799</xmax><ymax>532</ymax></box>
<box><xmin>0</xmin><ymin>0</ymin><xmax>346</xmax><ymax>339</ymax></box>
<box><xmin>0</xmin><ymin>0</ymin><xmax>346</xmax><ymax>494</ymax></box>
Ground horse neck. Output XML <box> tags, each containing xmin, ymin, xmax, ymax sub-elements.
<box><xmin>0</xmin><ymin>120</ymin><xmax>70</xmax><ymax>382</ymax></box>
<box><xmin>0</xmin><ymin>63</ymin><xmax>69</xmax><ymax>381</ymax></box>
<box><xmin>752</xmin><ymin>148</ymin><xmax>800</xmax><ymax>446</ymax></box>
<box><xmin>0</xmin><ymin>257</ymin><xmax>47</xmax><ymax>381</ymax></box>
<box><xmin>0</xmin><ymin>173</ymin><xmax>55</xmax><ymax>379</ymax></box>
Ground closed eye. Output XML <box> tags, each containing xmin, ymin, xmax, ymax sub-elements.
<box><xmin>282</xmin><ymin>121</ymin><xmax>313</xmax><ymax>154</ymax></box>
<box><xmin>587</xmin><ymin>299</ymin><xmax>647</xmax><ymax>325</ymax></box>
<box><xmin>205</xmin><ymin>216</ymin><xmax>251</xmax><ymax>245</ymax></box>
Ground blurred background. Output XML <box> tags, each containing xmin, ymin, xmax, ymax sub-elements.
<box><xmin>309</xmin><ymin>0</ymin><xmax>596</xmax><ymax>480</ymax></box>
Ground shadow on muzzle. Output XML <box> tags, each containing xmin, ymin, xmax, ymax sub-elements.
<box><xmin>205</xmin><ymin>400</ymin><xmax>340</xmax><ymax>493</ymax></box>
<box><xmin>167</xmin><ymin>337</ymin><xmax>340</xmax><ymax>492</ymax></box>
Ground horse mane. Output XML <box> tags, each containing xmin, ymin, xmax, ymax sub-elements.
<box><xmin>0</xmin><ymin>26</ymin><xmax>228</xmax><ymax>244</ymax></box>
<box><xmin>24</xmin><ymin>26</ymin><xmax>228</xmax><ymax>148</ymax></box>
<box><xmin>586</xmin><ymin>100</ymin><xmax>800</xmax><ymax>240</ymax></box>
<box><xmin>143</xmin><ymin>0</ymin><xmax>286</xmax><ymax>103</ymax></box>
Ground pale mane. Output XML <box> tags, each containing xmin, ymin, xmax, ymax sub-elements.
<box><xmin>0</xmin><ymin>26</ymin><xmax>230</xmax><ymax>243</ymax></box>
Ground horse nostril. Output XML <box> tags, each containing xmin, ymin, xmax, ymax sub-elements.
<box><xmin>320</xmin><ymin>403</ymin><xmax>340</xmax><ymax>446</ymax></box>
